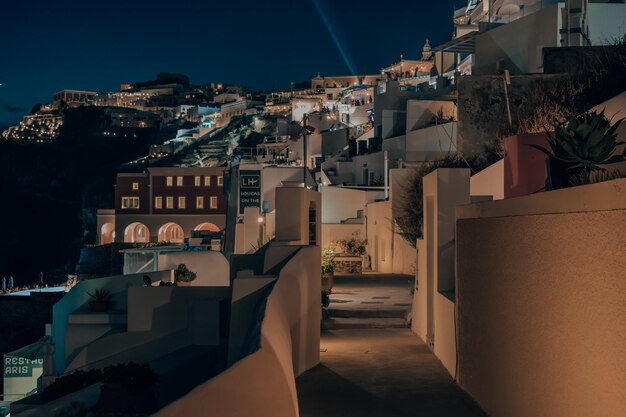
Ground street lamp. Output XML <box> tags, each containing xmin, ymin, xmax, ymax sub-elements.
<box><xmin>295</xmin><ymin>113</ymin><xmax>316</xmax><ymax>187</ymax></box>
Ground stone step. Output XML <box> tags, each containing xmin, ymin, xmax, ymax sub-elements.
<box><xmin>328</xmin><ymin>308</ymin><xmax>408</xmax><ymax>319</ymax></box>
<box><xmin>322</xmin><ymin>317</ymin><xmax>408</xmax><ymax>330</ymax></box>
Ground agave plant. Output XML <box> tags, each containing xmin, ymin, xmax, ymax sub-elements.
<box><xmin>530</xmin><ymin>110</ymin><xmax>625</xmax><ymax>173</ymax></box>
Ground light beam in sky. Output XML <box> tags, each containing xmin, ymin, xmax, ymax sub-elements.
<box><xmin>312</xmin><ymin>0</ymin><xmax>356</xmax><ymax>75</ymax></box>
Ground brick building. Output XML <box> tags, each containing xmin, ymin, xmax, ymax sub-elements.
<box><xmin>96</xmin><ymin>167</ymin><xmax>227</xmax><ymax>245</ymax></box>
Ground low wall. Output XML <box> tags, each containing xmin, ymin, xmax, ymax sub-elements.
<box><xmin>158</xmin><ymin>251</ymin><xmax>230</xmax><ymax>286</ymax></box>
<box><xmin>65</xmin><ymin>287</ymin><xmax>229</xmax><ymax>372</ymax></box>
<box><xmin>321</xmin><ymin>223</ymin><xmax>364</xmax><ymax>250</ymax></box>
<box><xmin>456</xmin><ymin>179</ymin><xmax>626</xmax><ymax>417</ymax></box>
<box><xmin>52</xmin><ymin>270</ymin><xmax>172</xmax><ymax>374</ymax></box>
<box><xmin>154</xmin><ymin>245</ymin><xmax>321</xmax><ymax>417</ymax></box>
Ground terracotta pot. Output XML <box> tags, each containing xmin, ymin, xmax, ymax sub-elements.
<box><xmin>89</xmin><ymin>301</ymin><xmax>109</xmax><ymax>313</ymax></box>
<box><xmin>322</xmin><ymin>272</ymin><xmax>334</xmax><ymax>292</ymax></box>
<box><xmin>176</xmin><ymin>281</ymin><xmax>192</xmax><ymax>287</ymax></box>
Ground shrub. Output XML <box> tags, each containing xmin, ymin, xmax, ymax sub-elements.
<box><xmin>321</xmin><ymin>248</ymin><xmax>336</xmax><ymax>274</ymax></box>
<box><xmin>529</xmin><ymin>110</ymin><xmax>624</xmax><ymax>188</ymax></box>
<box><xmin>334</xmin><ymin>235</ymin><xmax>367</xmax><ymax>256</ymax></box>
<box><xmin>321</xmin><ymin>290</ymin><xmax>330</xmax><ymax>308</ymax></box>
<box><xmin>101</xmin><ymin>362</ymin><xmax>159</xmax><ymax>393</ymax></box>
<box><xmin>40</xmin><ymin>369</ymin><xmax>102</xmax><ymax>402</ymax></box>
<box><xmin>174</xmin><ymin>264</ymin><xmax>197</xmax><ymax>283</ymax></box>
<box><xmin>395</xmin><ymin>151</ymin><xmax>500</xmax><ymax>247</ymax></box>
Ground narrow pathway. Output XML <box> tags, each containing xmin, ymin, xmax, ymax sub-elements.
<box><xmin>297</xmin><ymin>329</ymin><xmax>486</xmax><ymax>417</ymax></box>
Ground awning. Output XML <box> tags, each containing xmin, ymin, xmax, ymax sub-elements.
<box><xmin>432</xmin><ymin>31</ymin><xmax>479</xmax><ymax>54</ymax></box>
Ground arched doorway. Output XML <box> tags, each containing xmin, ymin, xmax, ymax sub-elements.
<box><xmin>100</xmin><ymin>223</ymin><xmax>115</xmax><ymax>245</ymax></box>
<box><xmin>194</xmin><ymin>222</ymin><xmax>221</xmax><ymax>232</ymax></box>
<box><xmin>124</xmin><ymin>222</ymin><xmax>150</xmax><ymax>243</ymax></box>
<box><xmin>159</xmin><ymin>222</ymin><xmax>184</xmax><ymax>243</ymax></box>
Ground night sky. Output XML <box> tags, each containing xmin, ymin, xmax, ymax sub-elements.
<box><xmin>0</xmin><ymin>0</ymin><xmax>455</xmax><ymax>126</ymax></box>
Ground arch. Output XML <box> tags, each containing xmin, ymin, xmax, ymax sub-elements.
<box><xmin>124</xmin><ymin>222</ymin><xmax>150</xmax><ymax>243</ymax></box>
<box><xmin>158</xmin><ymin>222</ymin><xmax>184</xmax><ymax>243</ymax></box>
<box><xmin>100</xmin><ymin>222</ymin><xmax>115</xmax><ymax>245</ymax></box>
<box><xmin>194</xmin><ymin>222</ymin><xmax>221</xmax><ymax>233</ymax></box>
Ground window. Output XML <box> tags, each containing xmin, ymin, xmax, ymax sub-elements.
<box><xmin>178</xmin><ymin>196</ymin><xmax>186</xmax><ymax>209</ymax></box>
<box><xmin>204</xmin><ymin>176</ymin><xmax>211</xmax><ymax>186</ymax></box>
<box><xmin>132</xmin><ymin>182</ymin><xmax>139</xmax><ymax>190</ymax></box>
<box><xmin>155</xmin><ymin>196</ymin><xmax>162</xmax><ymax>209</ymax></box>
<box><xmin>217</xmin><ymin>176</ymin><xmax>223</xmax><ymax>186</ymax></box>
<box><xmin>122</xmin><ymin>197</ymin><xmax>140</xmax><ymax>209</ymax></box>
<box><xmin>176</xmin><ymin>176</ymin><xmax>183</xmax><ymax>187</ymax></box>
<box><xmin>166</xmin><ymin>176</ymin><xmax>173</xmax><ymax>187</ymax></box>
<box><xmin>196</xmin><ymin>196</ymin><xmax>204</xmax><ymax>209</ymax></box>
<box><xmin>166</xmin><ymin>196</ymin><xmax>174</xmax><ymax>209</ymax></box>
<box><xmin>194</xmin><ymin>176</ymin><xmax>201</xmax><ymax>186</ymax></box>
<box><xmin>210</xmin><ymin>196</ymin><xmax>218</xmax><ymax>209</ymax></box>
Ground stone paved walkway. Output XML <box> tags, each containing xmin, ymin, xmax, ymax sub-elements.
<box><xmin>329</xmin><ymin>274</ymin><xmax>413</xmax><ymax>317</ymax></box>
<box><xmin>297</xmin><ymin>328</ymin><xmax>487</xmax><ymax>417</ymax></box>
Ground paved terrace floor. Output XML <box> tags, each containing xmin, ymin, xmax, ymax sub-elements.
<box><xmin>329</xmin><ymin>274</ymin><xmax>414</xmax><ymax>315</ymax></box>
<box><xmin>297</xmin><ymin>328</ymin><xmax>486</xmax><ymax>417</ymax></box>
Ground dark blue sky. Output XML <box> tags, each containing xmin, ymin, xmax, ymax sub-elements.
<box><xmin>0</xmin><ymin>0</ymin><xmax>455</xmax><ymax>126</ymax></box>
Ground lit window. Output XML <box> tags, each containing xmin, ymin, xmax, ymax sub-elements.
<box><xmin>155</xmin><ymin>196</ymin><xmax>162</xmax><ymax>209</ymax></box>
<box><xmin>166</xmin><ymin>196</ymin><xmax>174</xmax><ymax>209</ymax></box>
<box><xmin>204</xmin><ymin>176</ymin><xmax>211</xmax><ymax>186</ymax></box>
<box><xmin>196</xmin><ymin>196</ymin><xmax>204</xmax><ymax>209</ymax></box>
<box><xmin>177</xmin><ymin>176</ymin><xmax>183</xmax><ymax>187</ymax></box>
<box><xmin>122</xmin><ymin>197</ymin><xmax>140</xmax><ymax>209</ymax></box>
<box><xmin>217</xmin><ymin>176</ymin><xmax>223</xmax><ymax>186</ymax></box>
<box><xmin>194</xmin><ymin>176</ymin><xmax>201</xmax><ymax>186</ymax></box>
<box><xmin>166</xmin><ymin>176</ymin><xmax>173</xmax><ymax>187</ymax></box>
<box><xmin>210</xmin><ymin>196</ymin><xmax>218</xmax><ymax>209</ymax></box>
<box><xmin>178</xmin><ymin>196</ymin><xmax>186</xmax><ymax>209</ymax></box>
<box><xmin>132</xmin><ymin>182</ymin><xmax>139</xmax><ymax>190</ymax></box>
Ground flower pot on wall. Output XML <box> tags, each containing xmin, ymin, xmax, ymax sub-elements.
<box><xmin>504</xmin><ymin>132</ymin><xmax>551</xmax><ymax>198</ymax></box>
<box><xmin>176</xmin><ymin>281</ymin><xmax>192</xmax><ymax>287</ymax></box>
<box><xmin>322</xmin><ymin>272</ymin><xmax>334</xmax><ymax>293</ymax></box>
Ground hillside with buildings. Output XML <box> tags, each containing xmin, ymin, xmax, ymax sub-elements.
<box><xmin>1</xmin><ymin>1</ymin><xmax>626</xmax><ymax>416</ymax></box>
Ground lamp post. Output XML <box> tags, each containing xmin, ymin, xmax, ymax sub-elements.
<box><xmin>299</xmin><ymin>113</ymin><xmax>316</xmax><ymax>187</ymax></box>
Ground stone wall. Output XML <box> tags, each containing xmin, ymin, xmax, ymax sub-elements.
<box><xmin>456</xmin><ymin>73</ymin><xmax>567</xmax><ymax>156</ymax></box>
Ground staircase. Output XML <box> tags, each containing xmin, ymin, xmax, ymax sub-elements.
<box><xmin>322</xmin><ymin>274</ymin><xmax>413</xmax><ymax>330</ymax></box>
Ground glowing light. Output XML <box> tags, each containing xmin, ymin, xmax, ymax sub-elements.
<box><xmin>312</xmin><ymin>0</ymin><xmax>356</xmax><ymax>75</ymax></box>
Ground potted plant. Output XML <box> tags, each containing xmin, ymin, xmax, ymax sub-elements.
<box><xmin>321</xmin><ymin>289</ymin><xmax>330</xmax><ymax>320</ymax></box>
<box><xmin>529</xmin><ymin>110</ymin><xmax>625</xmax><ymax>189</ymax></box>
<box><xmin>174</xmin><ymin>263</ymin><xmax>197</xmax><ymax>286</ymax></box>
<box><xmin>87</xmin><ymin>289</ymin><xmax>111</xmax><ymax>312</ymax></box>
<box><xmin>321</xmin><ymin>248</ymin><xmax>336</xmax><ymax>292</ymax></box>
<box><xmin>97</xmin><ymin>362</ymin><xmax>159</xmax><ymax>414</ymax></box>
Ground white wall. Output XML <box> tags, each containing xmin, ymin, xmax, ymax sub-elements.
<box><xmin>158</xmin><ymin>251</ymin><xmax>230</xmax><ymax>286</ymax></box>
<box><xmin>470</xmin><ymin>159</ymin><xmax>505</xmax><ymax>200</ymax></box>
<box><xmin>474</xmin><ymin>4</ymin><xmax>561</xmax><ymax>74</ymax></box>
<box><xmin>321</xmin><ymin>223</ymin><xmax>364</xmax><ymax>250</ymax></box>
<box><xmin>365</xmin><ymin>201</ymin><xmax>394</xmax><ymax>273</ymax></box>
<box><xmin>321</xmin><ymin>186</ymin><xmax>379</xmax><ymax>223</ymax></box>
<box><xmin>587</xmin><ymin>3</ymin><xmax>626</xmax><ymax>45</ymax></box>
<box><xmin>406</xmin><ymin>100</ymin><xmax>456</xmax><ymax>132</ymax></box>
<box><xmin>411</xmin><ymin>168</ymin><xmax>470</xmax><ymax>376</ymax></box>
<box><xmin>260</xmin><ymin>167</ymin><xmax>306</xmax><ymax>212</ymax></box>
<box><xmin>456</xmin><ymin>179</ymin><xmax>626</xmax><ymax>417</ymax></box>
<box><xmin>153</xmin><ymin>246</ymin><xmax>321</xmax><ymax>417</ymax></box>
<box><xmin>405</xmin><ymin>122</ymin><xmax>457</xmax><ymax>162</ymax></box>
